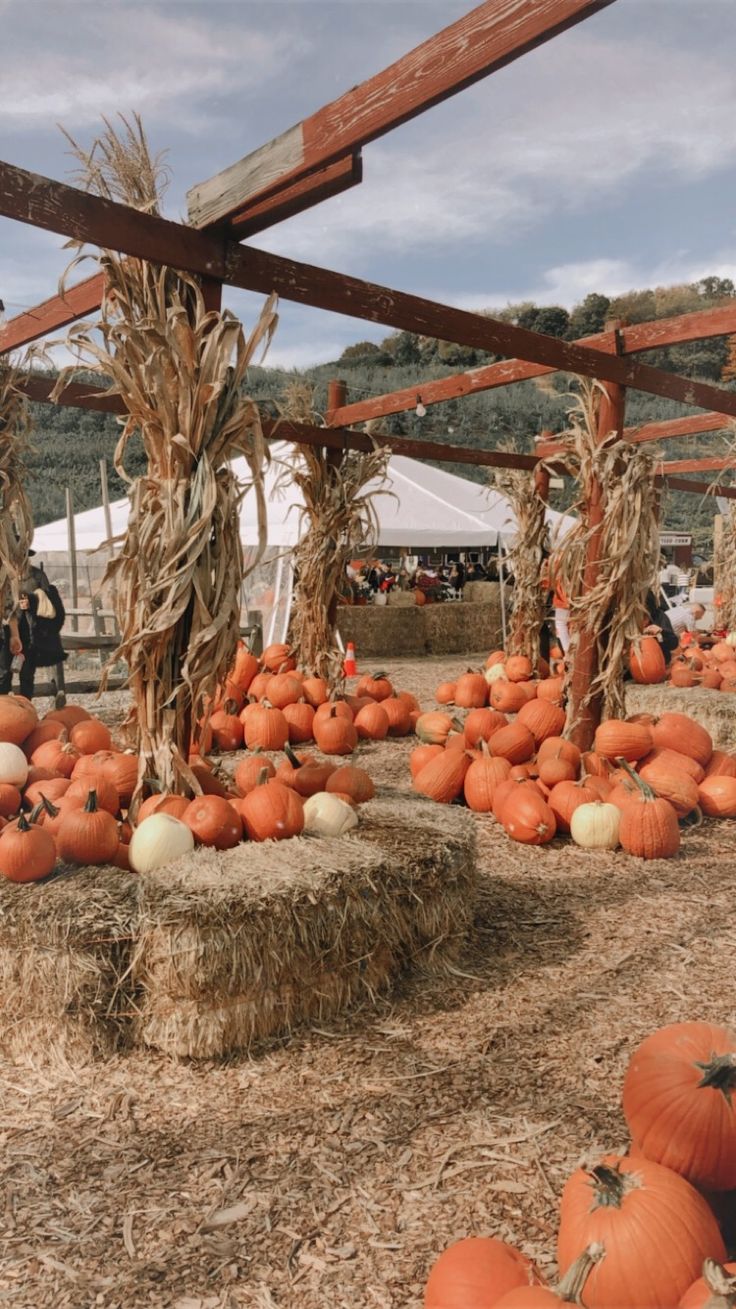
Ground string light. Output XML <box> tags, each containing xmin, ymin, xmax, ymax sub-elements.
<box><xmin>415</xmin><ymin>395</ymin><xmax>427</xmax><ymax>418</ymax></box>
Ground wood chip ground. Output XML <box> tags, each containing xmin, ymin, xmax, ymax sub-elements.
<box><xmin>2</xmin><ymin>657</ymin><xmax>734</xmax><ymax>1307</ymax></box>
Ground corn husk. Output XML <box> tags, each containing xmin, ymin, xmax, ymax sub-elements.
<box><xmin>277</xmin><ymin>381</ymin><xmax>390</xmax><ymax>684</ymax></box>
<box><xmin>52</xmin><ymin>115</ymin><xmax>276</xmax><ymax>797</ymax></box>
<box><xmin>0</xmin><ymin>359</ymin><xmax>33</xmax><ymax>614</ymax></box>
<box><xmin>551</xmin><ymin>380</ymin><xmax>659</xmax><ymax>723</ymax></box>
<box><xmin>490</xmin><ymin>460</ymin><xmax>547</xmax><ymax>666</ymax></box>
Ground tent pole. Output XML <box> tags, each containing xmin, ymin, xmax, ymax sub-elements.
<box><xmin>65</xmin><ymin>486</ymin><xmax>79</xmax><ymax>633</ymax></box>
<box><xmin>266</xmin><ymin>553</ymin><xmax>284</xmax><ymax>649</ymax></box>
<box><xmin>498</xmin><ymin>535</ymin><xmax>507</xmax><ymax>648</ymax></box>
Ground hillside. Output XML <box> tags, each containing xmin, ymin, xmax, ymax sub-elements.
<box><xmin>27</xmin><ymin>276</ymin><xmax>736</xmax><ymax>555</ymax></box>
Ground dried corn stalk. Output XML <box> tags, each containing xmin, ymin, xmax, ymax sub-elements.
<box><xmin>706</xmin><ymin>425</ymin><xmax>736</xmax><ymax>630</ymax></box>
<box><xmin>54</xmin><ymin>116</ymin><xmax>276</xmax><ymax>797</ymax></box>
<box><xmin>551</xmin><ymin>380</ymin><xmax>659</xmax><ymax>722</ymax></box>
<box><xmin>0</xmin><ymin>360</ymin><xmax>33</xmax><ymax>616</ymax></box>
<box><xmin>278</xmin><ymin>380</ymin><xmax>390</xmax><ymax>684</ymax></box>
<box><xmin>491</xmin><ymin>462</ymin><xmax>548</xmax><ymax>666</ymax></box>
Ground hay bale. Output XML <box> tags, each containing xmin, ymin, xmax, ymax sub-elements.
<box><xmin>625</xmin><ymin>685</ymin><xmax>736</xmax><ymax>751</ymax></box>
<box><xmin>338</xmin><ymin>591</ymin><xmax>503</xmax><ymax>656</ymax></box>
<box><xmin>0</xmin><ymin>868</ymin><xmax>139</xmax><ymax>1067</ymax></box>
<box><xmin>387</xmin><ymin>590</ymin><xmax>416</xmax><ymax>608</ymax></box>
<box><xmin>132</xmin><ymin>796</ymin><xmax>476</xmax><ymax>1059</ymax></box>
<box><xmin>463</xmin><ymin>580</ymin><xmax>498</xmax><ymax>605</ymax></box>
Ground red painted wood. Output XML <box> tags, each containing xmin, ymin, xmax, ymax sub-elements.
<box><xmin>330</xmin><ymin>303</ymin><xmax>736</xmax><ymax>428</ymax></box>
<box><xmin>5</xmin><ymin>159</ymin><xmax>736</xmax><ymax>419</ymax></box>
<box><xmin>658</xmin><ymin>455</ymin><xmax>734</xmax><ymax>474</ymax></box>
<box><xmin>230</xmin><ymin>154</ymin><xmax>361</xmax><ymax>238</ymax></box>
<box><xmin>0</xmin><ymin>272</ymin><xmax>104</xmax><ymax>354</ymax></box>
<box><xmin>661</xmin><ymin>475</ymin><xmax>736</xmax><ymax>498</ymax></box>
<box><xmin>188</xmin><ymin>0</ymin><xmax>615</xmax><ymax>228</ymax></box>
<box><xmin>537</xmin><ymin>410</ymin><xmax>732</xmax><ymax>457</ymax></box>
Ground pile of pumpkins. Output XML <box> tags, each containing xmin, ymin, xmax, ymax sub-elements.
<box><xmin>623</xmin><ymin>629</ymin><xmax>736</xmax><ymax>693</ymax></box>
<box><xmin>205</xmin><ymin>641</ymin><xmax>421</xmax><ymax>753</ymax></box>
<box><xmin>412</xmin><ymin>650</ymin><xmax>736</xmax><ymax>858</ymax></box>
<box><xmin>0</xmin><ymin>680</ymin><xmax>376</xmax><ymax>885</ymax></box>
<box><xmin>424</xmin><ymin>1018</ymin><xmax>736</xmax><ymax>1308</ymax></box>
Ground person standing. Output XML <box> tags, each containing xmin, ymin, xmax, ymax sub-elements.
<box><xmin>16</xmin><ymin>555</ymin><xmax>66</xmax><ymax>698</ymax></box>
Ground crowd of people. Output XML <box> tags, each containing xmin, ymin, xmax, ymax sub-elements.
<box><xmin>345</xmin><ymin>556</ymin><xmax>499</xmax><ymax>603</ymax></box>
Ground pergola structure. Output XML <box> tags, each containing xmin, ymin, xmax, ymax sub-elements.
<box><xmin>1</xmin><ymin>0</ymin><xmax>735</xmax><ymax>747</ymax></box>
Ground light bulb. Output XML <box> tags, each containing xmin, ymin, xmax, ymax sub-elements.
<box><xmin>415</xmin><ymin>400</ymin><xmax>426</xmax><ymax>418</ymax></box>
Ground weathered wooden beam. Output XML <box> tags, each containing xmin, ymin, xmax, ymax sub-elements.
<box><xmin>0</xmin><ymin>272</ymin><xmax>104</xmax><ymax>354</ymax></box>
<box><xmin>187</xmin><ymin>0</ymin><xmax>615</xmax><ymax>229</ymax></box>
<box><xmin>230</xmin><ymin>153</ymin><xmax>362</xmax><ymax>238</ymax></box>
<box><xmin>659</xmin><ymin>475</ymin><xmax>736</xmax><ymax>499</ymax></box>
<box><xmin>18</xmin><ymin>372</ymin><xmax>563</xmax><ymax>472</ymax></box>
<box><xmin>330</xmin><ymin>304</ymin><xmax>736</xmax><ymax>428</ymax></box>
<box><xmin>6</xmin><ymin>159</ymin><xmax>736</xmax><ymax>418</ymax></box>
<box><xmin>536</xmin><ymin>410</ymin><xmax>733</xmax><ymax>457</ymax></box>
<box><xmin>658</xmin><ymin>455</ymin><xmax>734</xmax><ymax>475</ymax></box>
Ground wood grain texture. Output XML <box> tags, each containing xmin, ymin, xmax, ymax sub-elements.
<box><xmin>6</xmin><ymin>158</ymin><xmax>736</xmax><ymax>419</ymax></box>
<box><xmin>231</xmin><ymin>153</ymin><xmax>362</xmax><ymax>238</ymax></box>
<box><xmin>0</xmin><ymin>272</ymin><xmax>104</xmax><ymax>354</ymax></box>
<box><xmin>330</xmin><ymin>303</ymin><xmax>736</xmax><ymax>427</ymax></box>
<box><xmin>187</xmin><ymin>0</ymin><xmax>615</xmax><ymax>228</ymax></box>
<box><xmin>658</xmin><ymin>455</ymin><xmax>735</xmax><ymax>474</ymax></box>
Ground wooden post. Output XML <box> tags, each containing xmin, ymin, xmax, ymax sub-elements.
<box><xmin>325</xmin><ymin>380</ymin><xmax>348</xmax><ymax>631</ymax></box>
<box><xmin>99</xmin><ymin>457</ymin><xmax>118</xmax><ymax>630</ymax></box>
<box><xmin>65</xmin><ymin>486</ymin><xmax>79</xmax><ymax>633</ymax></box>
<box><xmin>200</xmin><ymin>276</ymin><xmax>223</xmax><ymax>314</ymax></box>
<box><xmin>569</xmin><ymin>325</ymin><xmax>626</xmax><ymax>750</ymax></box>
<box><xmin>534</xmin><ymin>428</ymin><xmax>553</xmax><ymax>502</ymax></box>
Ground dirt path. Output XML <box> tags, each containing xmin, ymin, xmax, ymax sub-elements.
<box><xmin>2</xmin><ymin>657</ymin><xmax>734</xmax><ymax>1308</ymax></box>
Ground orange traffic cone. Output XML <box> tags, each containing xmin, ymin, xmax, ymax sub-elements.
<box><xmin>343</xmin><ymin>641</ymin><xmax>358</xmax><ymax>677</ymax></box>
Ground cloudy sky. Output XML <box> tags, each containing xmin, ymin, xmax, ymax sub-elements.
<box><xmin>3</xmin><ymin>0</ymin><xmax>736</xmax><ymax>368</ymax></box>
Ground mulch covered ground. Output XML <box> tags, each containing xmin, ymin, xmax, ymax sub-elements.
<box><xmin>2</xmin><ymin>656</ymin><xmax>735</xmax><ymax>1309</ymax></box>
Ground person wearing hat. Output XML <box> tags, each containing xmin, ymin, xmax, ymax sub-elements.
<box><xmin>13</xmin><ymin>552</ymin><xmax>66</xmax><ymax>698</ymax></box>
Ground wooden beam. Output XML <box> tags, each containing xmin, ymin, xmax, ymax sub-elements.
<box><xmin>187</xmin><ymin>0</ymin><xmax>615</xmax><ymax>229</ymax></box>
<box><xmin>658</xmin><ymin>455</ymin><xmax>734</xmax><ymax>475</ymax></box>
<box><xmin>0</xmin><ymin>272</ymin><xmax>104</xmax><ymax>354</ymax></box>
<box><xmin>329</xmin><ymin>303</ymin><xmax>736</xmax><ymax>429</ymax></box>
<box><xmin>6</xmin><ymin>158</ymin><xmax>736</xmax><ymax>418</ymax></box>
<box><xmin>230</xmin><ymin>153</ymin><xmax>362</xmax><ymax>238</ymax></box>
<box><xmin>17</xmin><ymin>372</ymin><xmax>563</xmax><ymax>472</ymax></box>
<box><xmin>659</xmin><ymin>475</ymin><xmax>736</xmax><ymax>499</ymax></box>
<box><xmin>536</xmin><ymin>410</ymin><xmax>733</xmax><ymax>457</ymax></box>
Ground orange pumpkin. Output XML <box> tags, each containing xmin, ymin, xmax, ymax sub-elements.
<box><xmin>209</xmin><ymin>705</ymin><xmax>245</xmax><ymax>752</ymax></box>
<box><xmin>229</xmin><ymin>644</ymin><xmax>259</xmax><ymax>692</ymax></box>
<box><xmin>485</xmin><ymin>650</ymin><xmax>506</xmax><ymax>668</ymax></box>
<box><xmin>538</xmin><ymin>737</ymin><xmax>581</xmax><ymax>770</ymax></box>
<box><xmin>233</xmin><ymin>754</ymin><xmax>276</xmax><ymax>796</ymax></box>
<box><xmin>313</xmin><ymin>700</ymin><xmax>354</xmax><ymax>725</ymax></box>
<box><xmin>492</xmin><ymin>777</ymin><xmax>540</xmax><ymax>823</ymax></box>
<box><xmin>488</xmin><ymin>723</ymin><xmax>536</xmax><ymax>766</ymax></box>
<box><xmin>381</xmin><ymin>697</ymin><xmax>412</xmax><ymax>737</ymax></box>
<box><xmin>69</xmin><ymin>718</ymin><xmax>113</xmax><ymax>755</ymax></box>
<box><xmin>537</xmin><ymin>757</ymin><xmax>576</xmax><ymax>787</ymax></box>
<box><xmin>22</xmin><ymin>720</ymin><xmax>65</xmax><ymax>760</ymax></box>
<box><xmin>679</xmin><ymin>1260</ymin><xmax>736</xmax><ymax>1309</ymax></box>
<box><xmin>638</xmin><ymin>759</ymin><xmax>700</xmax><ymax>819</ymax></box>
<box><xmin>463</xmin><ymin>708</ymin><xmax>508</xmax><ymax>749</ymax></box>
<box><xmin>641</xmin><ymin>747</ymin><xmax>705</xmax><ymax>784</ymax></box>
<box><xmin>698</xmin><ymin>776</ymin><xmax>736</xmax><ymax>818</ymax></box>
<box><xmin>57</xmin><ymin>789</ymin><xmax>120</xmax><ymax>865</ymax></box>
<box><xmin>415</xmin><ymin>712</ymin><xmax>454</xmax><ymax>746</ymax></box>
<box><xmin>301</xmin><ymin>676</ymin><xmax>329</xmax><ymax>709</ymax></box>
<box><xmin>623</xmin><ymin>1021</ymin><xmax>736</xmax><ymax>1193</ymax></box>
<box><xmin>584</xmin><ymin>775</ymin><xmax>614</xmax><ymax>802</ymax></box>
<box><xmin>0</xmin><ymin>783</ymin><xmax>21</xmax><ymax>819</ymax></box>
<box><xmin>489</xmin><ymin>680</ymin><xmax>529</xmax><ymax>714</ymax></box>
<box><xmin>260</xmin><ymin>643</ymin><xmax>296</xmax><ymax>674</ymax></box>
<box><xmin>247</xmin><ymin>671</ymin><xmax>272</xmax><ymax>702</ymax></box>
<box><xmin>282</xmin><ymin>702</ymin><xmax>316</xmax><ymax>745</ymax></box>
<box><xmin>313</xmin><ymin>707</ymin><xmax>358</xmax><ymax>756</ymax></box>
<box><xmin>436</xmin><ymin>681</ymin><xmax>456</xmax><ymax>705</ymax></box>
<box><xmin>244</xmin><ymin>704</ymin><xmax>289</xmax><ymax>753</ymax></box>
<box><xmin>517</xmin><ymin>699</ymin><xmax>566</xmax><ymax>747</ymax></box>
<box><xmin>463</xmin><ymin>749</ymin><xmax>511</xmax><ymax>812</ymax></box>
<box><xmin>23</xmin><ymin>776</ymin><xmax>69</xmax><ymax>812</ymax></box>
<box><xmin>547</xmin><ymin>779</ymin><xmax>600</xmax><ymax>833</ymax></box>
<box><xmin>537</xmin><ymin>676</ymin><xmax>565</xmax><ymax>706</ymax></box>
<box><xmin>43</xmin><ymin>703</ymin><xmax>90</xmax><ymax>731</ymax></box>
<box><xmin>617</xmin><ymin>767</ymin><xmax>680</xmax><ymax>859</ymax></box>
<box><xmin>651</xmin><ymin>713</ymin><xmax>713</xmax><ymax>767</ymax></box>
<box><xmin>413</xmin><ymin>750</ymin><xmax>471</xmax><ymax>805</ymax></box>
<box><xmin>629</xmin><ymin>635</ymin><xmax>667</xmax><ymax>684</ymax></box>
<box><xmin>454</xmin><ymin>671</ymin><xmax>488</xmax><ymax>709</ymax></box>
<box><xmin>0</xmin><ymin>811</ymin><xmax>56</xmax><ymax>882</ymax></box>
<box><xmin>594</xmin><ymin>720</ymin><xmax>653</xmax><ymax>762</ymax></box>
<box><xmin>239</xmin><ymin>774</ymin><xmax>304</xmax><ymax>841</ymax></box>
<box><xmin>100</xmin><ymin>753</ymin><xmax>139</xmax><ymax>809</ymax></box>
<box><xmin>65</xmin><ymin>775</ymin><xmax>119</xmax><ymax>816</ymax></box>
<box><xmin>136</xmin><ymin>793</ymin><xmax>190</xmax><ymax>824</ymax></box>
<box><xmin>267</xmin><ymin>673</ymin><xmax>303</xmax><ymax>710</ymax></box>
<box><xmin>356</xmin><ymin>672</ymin><xmax>393</xmax><ymax>701</ymax></box>
<box><xmin>424</xmin><ymin>1236</ymin><xmax>544</xmax><ymax>1309</ymax></box>
<box><xmin>31</xmin><ymin>738</ymin><xmax>80</xmax><ymax>779</ymax></box>
<box><xmin>326</xmin><ymin>765</ymin><xmax>375</xmax><ymax>804</ymax></box>
<box><xmin>704</xmin><ymin>750</ymin><xmax>736</xmax><ymax>779</ymax></box>
<box><xmin>505</xmin><ymin>655</ymin><xmax>533</xmax><ymax>683</ymax></box>
<box><xmin>355</xmin><ymin>703</ymin><xmax>390</xmax><ymax>741</ymax></box>
<box><xmin>0</xmin><ymin>696</ymin><xmax>38</xmax><ymax>746</ymax></box>
<box><xmin>557</xmin><ymin>1154</ymin><xmax>725</xmax><ymax>1309</ymax></box>
<box><xmin>277</xmin><ymin>747</ymin><xmax>335</xmax><ymax>798</ymax></box>
<box><xmin>183</xmin><ymin>795</ymin><xmax>242</xmax><ymax>849</ymax></box>
<box><xmin>410</xmin><ymin>744</ymin><xmax>444</xmax><ymax>779</ymax></box>
<box><xmin>502</xmin><ymin>788</ymin><xmax>556</xmax><ymax>845</ymax></box>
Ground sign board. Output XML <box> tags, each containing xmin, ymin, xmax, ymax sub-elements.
<box><xmin>660</xmin><ymin>532</ymin><xmax>692</xmax><ymax>547</ymax></box>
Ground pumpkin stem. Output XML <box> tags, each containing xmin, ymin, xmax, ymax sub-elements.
<box><xmin>615</xmin><ymin>758</ymin><xmax>657</xmax><ymax>801</ymax></box>
<box><xmin>54</xmin><ymin>691</ymin><xmax>67</xmax><ymax>710</ymax></box>
<box><xmin>255</xmin><ymin>767</ymin><xmax>271</xmax><ymax>787</ymax></box>
<box><xmin>284</xmin><ymin>743</ymin><xmax>302</xmax><ymax>769</ymax></box>
<box><xmin>701</xmin><ymin>1259</ymin><xmax>736</xmax><ymax>1304</ymax></box>
<box><xmin>696</xmin><ymin>1053</ymin><xmax>736</xmax><ymax>1098</ymax></box>
<box><xmin>587</xmin><ymin>1162</ymin><xmax>637</xmax><ymax>1209</ymax></box>
<box><xmin>37</xmin><ymin>794</ymin><xmax>60</xmax><ymax>820</ymax></box>
<box><xmin>84</xmin><ymin>789</ymin><xmax>99</xmax><ymax>813</ymax></box>
<box><xmin>16</xmin><ymin>811</ymin><xmax>31</xmax><ymax>833</ymax></box>
<box><xmin>555</xmin><ymin>1244</ymin><xmax>606</xmax><ymax>1304</ymax></box>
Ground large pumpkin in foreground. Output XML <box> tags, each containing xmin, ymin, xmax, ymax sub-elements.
<box><xmin>679</xmin><ymin>1259</ymin><xmax>736</xmax><ymax>1308</ymax></box>
<box><xmin>557</xmin><ymin>1153</ymin><xmax>725</xmax><ymax>1308</ymax></box>
<box><xmin>424</xmin><ymin>1236</ymin><xmax>543</xmax><ymax>1309</ymax></box>
<box><xmin>623</xmin><ymin>1021</ymin><xmax>736</xmax><ymax>1192</ymax></box>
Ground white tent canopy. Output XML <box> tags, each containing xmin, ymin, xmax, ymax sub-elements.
<box><xmin>32</xmin><ymin>443</ymin><xmax>574</xmax><ymax>555</ymax></box>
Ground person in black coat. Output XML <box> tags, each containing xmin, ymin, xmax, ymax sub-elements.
<box><xmin>643</xmin><ymin>590</ymin><xmax>679</xmax><ymax>665</ymax></box>
<box><xmin>17</xmin><ymin>561</ymin><xmax>66</xmax><ymax>698</ymax></box>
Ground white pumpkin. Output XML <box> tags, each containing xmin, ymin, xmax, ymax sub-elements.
<box><xmin>570</xmin><ymin>801</ymin><xmax>621</xmax><ymax>850</ymax></box>
<box><xmin>0</xmin><ymin>742</ymin><xmax>28</xmax><ymax>788</ymax></box>
<box><xmin>303</xmin><ymin>791</ymin><xmax>359</xmax><ymax>837</ymax></box>
<box><xmin>726</xmin><ymin>631</ymin><xmax>736</xmax><ymax>648</ymax></box>
<box><xmin>129</xmin><ymin>814</ymin><xmax>194</xmax><ymax>873</ymax></box>
<box><xmin>483</xmin><ymin>663</ymin><xmax>508</xmax><ymax>686</ymax></box>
